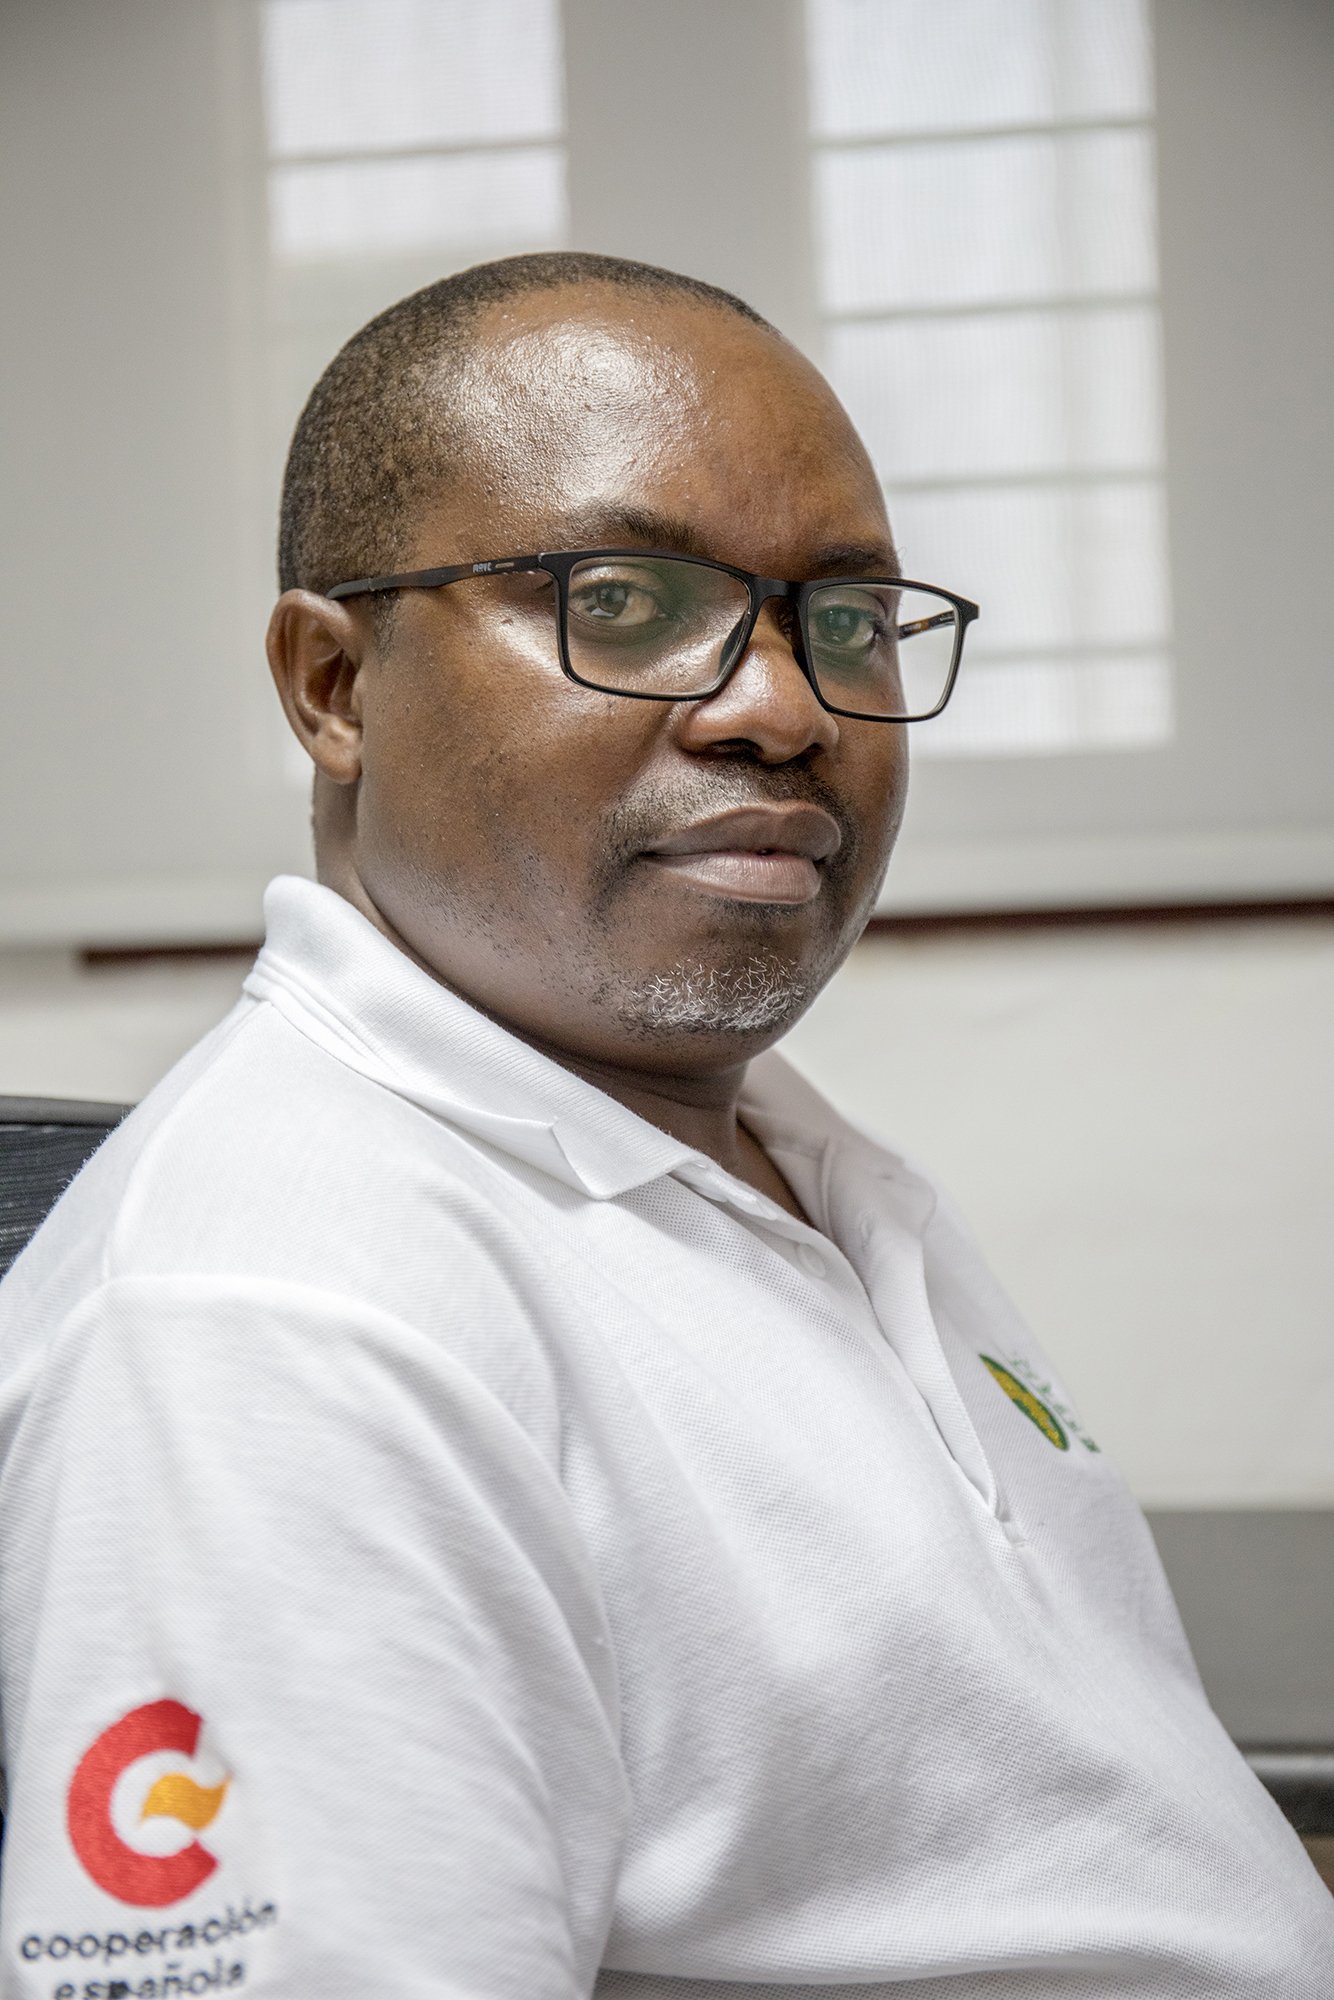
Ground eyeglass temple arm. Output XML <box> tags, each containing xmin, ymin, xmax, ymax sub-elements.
<box><xmin>325</xmin><ymin>556</ymin><xmax>548</xmax><ymax>602</ymax></box>
<box><xmin>896</xmin><ymin>609</ymin><xmax>958</xmax><ymax>640</ymax></box>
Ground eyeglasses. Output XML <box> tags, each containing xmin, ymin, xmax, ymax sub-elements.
<box><xmin>327</xmin><ymin>549</ymin><xmax>979</xmax><ymax>722</ymax></box>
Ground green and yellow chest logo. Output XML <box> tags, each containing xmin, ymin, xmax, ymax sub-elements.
<box><xmin>979</xmin><ymin>1354</ymin><xmax>1084</xmax><ymax>1452</ymax></box>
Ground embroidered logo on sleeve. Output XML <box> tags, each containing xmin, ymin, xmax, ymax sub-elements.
<box><xmin>67</xmin><ymin>1701</ymin><xmax>230</xmax><ymax>1907</ymax></box>
<box><xmin>15</xmin><ymin>1703</ymin><xmax>279</xmax><ymax>1994</ymax></box>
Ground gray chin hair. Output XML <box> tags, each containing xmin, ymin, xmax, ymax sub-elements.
<box><xmin>610</xmin><ymin>953</ymin><xmax>810</xmax><ymax>1039</ymax></box>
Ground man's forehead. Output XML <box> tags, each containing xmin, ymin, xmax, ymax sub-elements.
<box><xmin>459</xmin><ymin>285</ymin><xmax>762</xmax><ymax>385</ymax></box>
<box><xmin>428</xmin><ymin>289</ymin><xmax>891</xmax><ymax>569</ymax></box>
<box><xmin>459</xmin><ymin>305</ymin><xmax>680</xmax><ymax>402</ymax></box>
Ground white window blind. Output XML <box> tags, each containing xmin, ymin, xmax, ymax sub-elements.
<box><xmin>808</xmin><ymin>0</ymin><xmax>1172</xmax><ymax>760</ymax></box>
<box><xmin>3</xmin><ymin>0</ymin><xmax>1329</xmax><ymax>946</ymax></box>
<box><xmin>259</xmin><ymin>0</ymin><xmax>568</xmax><ymax>484</ymax></box>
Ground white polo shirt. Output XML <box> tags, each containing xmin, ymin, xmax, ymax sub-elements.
<box><xmin>1</xmin><ymin>876</ymin><xmax>1329</xmax><ymax>2000</ymax></box>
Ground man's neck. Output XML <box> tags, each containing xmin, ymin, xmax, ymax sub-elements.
<box><xmin>323</xmin><ymin>863</ymin><xmax>810</xmax><ymax>1222</ymax></box>
<box><xmin>504</xmin><ymin>1040</ymin><xmax>804</xmax><ymax>1220</ymax></box>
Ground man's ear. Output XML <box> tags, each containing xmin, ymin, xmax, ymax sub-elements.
<box><xmin>266</xmin><ymin>590</ymin><xmax>371</xmax><ymax>785</ymax></box>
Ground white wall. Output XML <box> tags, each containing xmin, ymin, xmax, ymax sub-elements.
<box><xmin>0</xmin><ymin>0</ymin><xmax>308</xmax><ymax>949</ymax></box>
<box><xmin>785</xmin><ymin>915</ymin><xmax>1334</xmax><ymax>1509</ymax></box>
<box><xmin>3</xmin><ymin>914</ymin><xmax>1331</xmax><ymax>1510</ymax></box>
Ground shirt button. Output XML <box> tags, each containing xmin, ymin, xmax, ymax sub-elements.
<box><xmin>797</xmin><ymin>1243</ymin><xmax>827</xmax><ymax>1279</ymax></box>
<box><xmin>742</xmin><ymin>1192</ymin><xmax>784</xmax><ymax>1222</ymax></box>
<box><xmin>858</xmin><ymin>1214</ymin><xmax>875</xmax><ymax>1247</ymax></box>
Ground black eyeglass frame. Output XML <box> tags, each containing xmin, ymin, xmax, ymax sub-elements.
<box><xmin>326</xmin><ymin>549</ymin><xmax>980</xmax><ymax>722</ymax></box>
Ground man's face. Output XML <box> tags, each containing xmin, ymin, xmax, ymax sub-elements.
<box><xmin>344</xmin><ymin>290</ymin><xmax>908</xmax><ymax>1077</ymax></box>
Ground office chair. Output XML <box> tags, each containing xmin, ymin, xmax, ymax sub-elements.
<box><xmin>0</xmin><ymin>1096</ymin><xmax>129</xmax><ymax>1845</ymax></box>
<box><xmin>0</xmin><ymin>1095</ymin><xmax>130</xmax><ymax>1282</ymax></box>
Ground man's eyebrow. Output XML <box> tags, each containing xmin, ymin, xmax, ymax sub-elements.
<box><xmin>535</xmin><ymin>509</ymin><xmax>901</xmax><ymax>578</ymax></box>
<box><xmin>537</xmin><ymin>505</ymin><xmax>717</xmax><ymax>559</ymax></box>
<box><xmin>806</xmin><ymin>541</ymin><xmax>902</xmax><ymax>578</ymax></box>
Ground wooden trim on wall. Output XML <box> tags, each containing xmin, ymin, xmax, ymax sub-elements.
<box><xmin>862</xmin><ymin>897</ymin><xmax>1334</xmax><ymax>939</ymax></box>
<box><xmin>71</xmin><ymin>895</ymin><xmax>1334</xmax><ymax>966</ymax></box>
<box><xmin>80</xmin><ymin>940</ymin><xmax>263</xmax><ymax>968</ymax></box>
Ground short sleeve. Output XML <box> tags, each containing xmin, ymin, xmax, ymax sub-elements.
<box><xmin>0</xmin><ymin>1274</ymin><xmax>629</xmax><ymax>1999</ymax></box>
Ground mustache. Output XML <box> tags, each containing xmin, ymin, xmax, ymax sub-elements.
<box><xmin>595</xmin><ymin>766</ymin><xmax>862</xmax><ymax>879</ymax></box>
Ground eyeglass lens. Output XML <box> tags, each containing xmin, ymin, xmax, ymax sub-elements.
<box><xmin>563</xmin><ymin>556</ymin><xmax>957</xmax><ymax>719</ymax></box>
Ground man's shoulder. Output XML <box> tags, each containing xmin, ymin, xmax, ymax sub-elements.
<box><xmin>0</xmin><ymin>995</ymin><xmax>548</xmax><ymax>1386</ymax></box>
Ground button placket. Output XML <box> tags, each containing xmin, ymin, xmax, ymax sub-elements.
<box><xmin>825</xmin><ymin>1159</ymin><xmax>1005</xmax><ymax>1520</ymax></box>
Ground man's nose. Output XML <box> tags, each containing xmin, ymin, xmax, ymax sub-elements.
<box><xmin>674</xmin><ymin>598</ymin><xmax>841</xmax><ymax>762</ymax></box>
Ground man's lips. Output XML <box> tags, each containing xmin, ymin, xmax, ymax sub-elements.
<box><xmin>641</xmin><ymin>805</ymin><xmax>842</xmax><ymax>906</ymax></box>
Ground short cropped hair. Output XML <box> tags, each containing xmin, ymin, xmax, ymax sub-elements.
<box><xmin>276</xmin><ymin>250</ymin><xmax>771</xmax><ymax>602</ymax></box>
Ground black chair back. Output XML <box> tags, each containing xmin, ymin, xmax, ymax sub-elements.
<box><xmin>0</xmin><ymin>1097</ymin><xmax>131</xmax><ymax>1282</ymax></box>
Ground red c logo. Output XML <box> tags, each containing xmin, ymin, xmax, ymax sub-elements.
<box><xmin>67</xmin><ymin>1701</ymin><xmax>227</xmax><ymax>1907</ymax></box>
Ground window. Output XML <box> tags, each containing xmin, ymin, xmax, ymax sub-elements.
<box><xmin>808</xmin><ymin>0</ymin><xmax>1171</xmax><ymax>759</ymax></box>
<box><xmin>259</xmin><ymin>0</ymin><xmax>567</xmax><ymax>461</ymax></box>
<box><xmin>10</xmin><ymin>0</ymin><xmax>1324</xmax><ymax>949</ymax></box>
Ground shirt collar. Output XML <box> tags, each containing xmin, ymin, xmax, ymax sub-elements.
<box><xmin>245</xmin><ymin>876</ymin><xmax>712</xmax><ymax>1201</ymax></box>
<box><xmin>740</xmin><ymin>1043</ymin><xmax>940</xmax><ymax>1235</ymax></box>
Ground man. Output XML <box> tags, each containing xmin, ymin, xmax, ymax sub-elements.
<box><xmin>1</xmin><ymin>252</ymin><xmax>1329</xmax><ymax>1998</ymax></box>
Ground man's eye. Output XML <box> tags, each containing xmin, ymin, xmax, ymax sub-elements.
<box><xmin>569</xmin><ymin>580</ymin><xmax>665</xmax><ymax>627</ymax></box>
<box><xmin>812</xmin><ymin>602</ymin><xmax>883</xmax><ymax>649</ymax></box>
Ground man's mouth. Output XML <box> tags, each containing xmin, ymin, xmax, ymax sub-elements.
<box><xmin>641</xmin><ymin>805</ymin><xmax>841</xmax><ymax>907</ymax></box>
